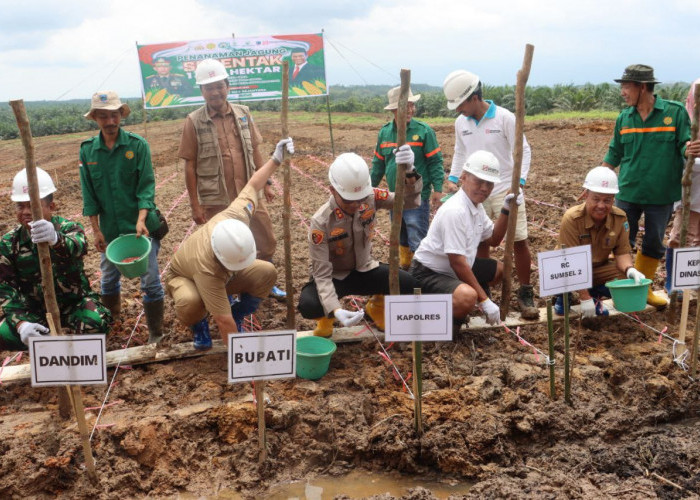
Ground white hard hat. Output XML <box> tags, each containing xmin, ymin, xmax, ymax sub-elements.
<box><xmin>583</xmin><ymin>166</ymin><xmax>619</xmax><ymax>194</ymax></box>
<box><xmin>11</xmin><ymin>167</ymin><xmax>57</xmax><ymax>202</ymax></box>
<box><xmin>328</xmin><ymin>153</ymin><xmax>373</xmax><ymax>201</ymax></box>
<box><xmin>211</xmin><ymin>219</ymin><xmax>256</xmax><ymax>271</ymax></box>
<box><xmin>195</xmin><ymin>59</ymin><xmax>229</xmax><ymax>86</ymax></box>
<box><xmin>464</xmin><ymin>150</ymin><xmax>500</xmax><ymax>184</ymax></box>
<box><xmin>443</xmin><ymin>70</ymin><xmax>480</xmax><ymax>110</ymax></box>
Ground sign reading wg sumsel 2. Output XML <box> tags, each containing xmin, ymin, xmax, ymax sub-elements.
<box><xmin>671</xmin><ymin>247</ymin><xmax>700</xmax><ymax>290</ymax></box>
<box><xmin>537</xmin><ymin>245</ymin><xmax>593</xmax><ymax>297</ymax></box>
<box><xmin>137</xmin><ymin>33</ymin><xmax>328</xmax><ymax>109</ymax></box>
<box><xmin>385</xmin><ymin>295</ymin><xmax>453</xmax><ymax>342</ymax></box>
<box><xmin>29</xmin><ymin>335</ymin><xmax>107</xmax><ymax>387</ymax></box>
<box><xmin>228</xmin><ymin>330</ymin><xmax>296</xmax><ymax>383</ymax></box>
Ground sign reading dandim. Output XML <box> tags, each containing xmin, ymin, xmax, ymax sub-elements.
<box><xmin>29</xmin><ymin>335</ymin><xmax>107</xmax><ymax>387</ymax></box>
<box><xmin>137</xmin><ymin>33</ymin><xmax>327</xmax><ymax>109</ymax></box>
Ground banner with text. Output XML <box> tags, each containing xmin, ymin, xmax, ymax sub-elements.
<box><xmin>137</xmin><ymin>33</ymin><xmax>327</xmax><ymax>109</ymax></box>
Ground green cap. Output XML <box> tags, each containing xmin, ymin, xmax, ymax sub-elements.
<box><xmin>614</xmin><ymin>64</ymin><xmax>660</xmax><ymax>84</ymax></box>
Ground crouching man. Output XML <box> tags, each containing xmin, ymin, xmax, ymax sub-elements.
<box><xmin>164</xmin><ymin>139</ymin><xmax>294</xmax><ymax>350</ymax></box>
<box><xmin>555</xmin><ymin>166</ymin><xmax>645</xmax><ymax>317</ymax></box>
<box><xmin>298</xmin><ymin>147</ymin><xmax>422</xmax><ymax>336</ymax></box>
<box><xmin>409</xmin><ymin>151</ymin><xmax>523</xmax><ymax>333</ymax></box>
<box><xmin>0</xmin><ymin>168</ymin><xmax>111</xmax><ymax>350</ymax></box>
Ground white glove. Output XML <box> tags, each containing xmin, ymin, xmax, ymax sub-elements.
<box><xmin>503</xmin><ymin>189</ymin><xmax>524</xmax><ymax>210</ymax></box>
<box><xmin>626</xmin><ymin>267</ymin><xmax>645</xmax><ymax>285</ymax></box>
<box><xmin>272</xmin><ymin>137</ymin><xmax>294</xmax><ymax>164</ymax></box>
<box><xmin>479</xmin><ymin>299</ymin><xmax>501</xmax><ymax>325</ymax></box>
<box><xmin>334</xmin><ymin>309</ymin><xmax>365</xmax><ymax>327</ymax></box>
<box><xmin>579</xmin><ymin>298</ymin><xmax>596</xmax><ymax>319</ymax></box>
<box><xmin>394</xmin><ymin>144</ymin><xmax>415</xmax><ymax>166</ymax></box>
<box><xmin>18</xmin><ymin>322</ymin><xmax>49</xmax><ymax>345</ymax></box>
<box><xmin>29</xmin><ymin>219</ymin><xmax>58</xmax><ymax>246</ymax></box>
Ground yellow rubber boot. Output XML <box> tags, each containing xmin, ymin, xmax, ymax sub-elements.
<box><xmin>313</xmin><ymin>317</ymin><xmax>334</xmax><ymax>337</ymax></box>
<box><xmin>634</xmin><ymin>251</ymin><xmax>669</xmax><ymax>309</ymax></box>
<box><xmin>365</xmin><ymin>294</ymin><xmax>385</xmax><ymax>331</ymax></box>
<box><xmin>399</xmin><ymin>245</ymin><xmax>414</xmax><ymax>270</ymax></box>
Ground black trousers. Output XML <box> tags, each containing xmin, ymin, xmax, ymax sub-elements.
<box><xmin>297</xmin><ymin>264</ymin><xmax>417</xmax><ymax>319</ymax></box>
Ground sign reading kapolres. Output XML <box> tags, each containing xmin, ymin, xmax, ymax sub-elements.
<box><xmin>137</xmin><ymin>33</ymin><xmax>327</xmax><ymax>109</ymax></box>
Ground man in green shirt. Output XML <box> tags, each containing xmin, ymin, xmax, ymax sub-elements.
<box><xmin>371</xmin><ymin>86</ymin><xmax>444</xmax><ymax>269</ymax></box>
<box><xmin>79</xmin><ymin>91</ymin><xmax>166</xmax><ymax>344</ymax></box>
<box><xmin>602</xmin><ymin>65</ymin><xmax>700</xmax><ymax>308</ymax></box>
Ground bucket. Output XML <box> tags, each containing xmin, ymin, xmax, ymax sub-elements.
<box><xmin>105</xmin><ymin>234</ymin><xmax>152</xmax><ymax>279</ymax></box>
<box><xmin>605</xmin><ymin>278</ymin><xmax>652</xmax><ymax>312</ymax></box>
<box><xmin>296</xmin><ymin>336</ymin><xmax>337</xmax><ymax>380</ymax></box>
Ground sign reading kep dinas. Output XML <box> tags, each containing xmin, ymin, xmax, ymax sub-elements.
<box><xmin>228</xmin><ymin>330</ymin><xmax>296</xmax><ymax>383</ymax></box>
<box><xmin>29</xmin><ymin>335</ymin><xmax>107</xmax><ymax>387</ymax></box>
<box><xmin>137</xmin><ymin>33</ymin><xmax>327</xmax><ymax>109</ymax></box>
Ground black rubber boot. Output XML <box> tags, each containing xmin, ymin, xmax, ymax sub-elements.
<box><xmin>143</xmin><ymin>299</ymin><xmax>164</xmax><ymax>345</ymax></box>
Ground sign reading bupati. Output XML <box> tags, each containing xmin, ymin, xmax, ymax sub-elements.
<box><xmin>29</xmin><ymin>335</ymin><xmax>107</xmax><ymax>387</ymax></box>
<box><xmin>670</xmin><ymin>247</ymin><xmax>700</xmax><ymax>290</ymax></box>
<box><xmin>137</xmin><ymin>33</ymin><xmax>327</xmax><ymax>109</ymax></box>
<box><xmin>228</xmin><ymin>330</ymin><xmax>296</xmax><ymax>383</ymax></box>
<box><xmin>385</xmin><ymin>294</ymin><xmax>453</xmax><ymax>342</ymax></box>
<box><xmin>538</xmin><ymin>245</ymin><xmax>593</xmax><ymax>297</ymax></box>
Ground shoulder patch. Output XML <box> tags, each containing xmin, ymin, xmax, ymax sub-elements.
<box><xmin>244</xmin><ymin>201</ymin><xmax>255</xmax><ymax>217</ymax></box>
<box><xmin>623</xmin><ymin>221</ymin><xmax>629</xmax><ymax>232</ymax></box>
<box><xmin>311</xmin><ymin>230</ymin><xmax>325</xmax><ymax>245</ymax></box>
<box><xmin>374</xmin><ymin>188</ymin><xmax>389</xmax><ymax>200</ymax></box>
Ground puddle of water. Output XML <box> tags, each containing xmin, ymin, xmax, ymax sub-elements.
<box><xmin>261</xmin><ymin>470</ymin><xmax>472</xmax><ymax>499</ymax></box>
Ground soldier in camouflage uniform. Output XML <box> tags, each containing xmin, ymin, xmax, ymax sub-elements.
<box><xmin>0</xmin><ymin>167</ymin><xmax>111</xmax><ymax>351</ymax></box>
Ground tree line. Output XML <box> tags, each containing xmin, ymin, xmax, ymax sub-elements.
<box><xmin>0</xmin><ymin>82</ymin><xmax>691</xmax><ymax>140</ymax></box>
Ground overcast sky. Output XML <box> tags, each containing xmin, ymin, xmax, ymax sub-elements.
<box><xmin>1</xmin><ymin>0</ymin><xmax>699</xmax><ymax>102</ymax></box>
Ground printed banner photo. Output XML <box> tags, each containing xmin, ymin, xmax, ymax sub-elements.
<box><xmin>137</xmin><ymin>33</ymin><xmax>327</xmax><ymax>109</ymax></box>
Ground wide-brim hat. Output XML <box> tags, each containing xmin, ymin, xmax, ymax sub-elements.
<box><xmin>84</xmin><ymin>90</ymin><xmax>131</xmax><ymax>120</ymax></box>
<box><xmin>384</xmin><ymin>86</ymin><xmax>421</xmax><ymax>110</ymax></box>
<box><xmin>614</xmin><ymin>64</ymin><xmax>660</xmax><ymax>84</ymax></box>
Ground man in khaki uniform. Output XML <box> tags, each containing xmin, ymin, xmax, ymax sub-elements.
<box><xmin>297</xmin><ymin>148</ymin><xmax>422</xmax><ymax>337</ymax></box>
<box><xmin>556</xmin><ymin>166</ymin><xmax>645</xmax><ymax>318</ymax></box>
<box><xmin>166</xmin><ymin>138</ymin><xmax>293</xmax><ymax>349</ymax></box>
<box><xmin>178</xmin><ymin>58</ymin><xmax>285</xmax><ymax>299</ymax></box>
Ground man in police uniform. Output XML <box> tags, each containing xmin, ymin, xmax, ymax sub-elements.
<box><xmin>557</xmin><ymin>167</ymin><xmax>645</xmax><ymax>318</ymax></box>
<box><xmin>165</xmin><ymin>138</ymin><xmax>293</xmax><ymax>349</ymax></box>
<box><xmin>371</xmin><ymin>86</ymin><xmax>444</xmax><ymax>269</ymax></box>
<box><xmin>145</xmin><ymin>57</ymin><xmax>193</xmax><ymax>97</ymax></box>
<box><xmin>298</xmin><ymin>148</ymin><xmax>422</xmax><ymax>337</ymax></box>
<box><xmin>0</xmin><ymin>167</ymin><xmax>111</xmax><ymax>350</ymax></box>
<box><xmin>80</xmin><ymin>90</ymin><xmax>166</xmax><ymax>344</ymax></box>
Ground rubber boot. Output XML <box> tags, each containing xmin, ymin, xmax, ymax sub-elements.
<box><xmin>587</xmin><ymin>286</ymin><xmax>610</xmax><ymax>316</ymax></box>
<box><xmin>399</xmin><ymin>245</ymin><xmax>414</xmax><ymax>270</ymax></box>
<box><xmin>190</xmin><ymin>317</ymin><xmax>212</xmax><ymax>351</ymax></box>
<box><xmin>365</xmin><ymin>294</ymin><xmax>385</xmax><ymax>331</ymax></box>
<box><xmin>101</xmin><ymin>293</ymin><xmax>121</xmax><ymax>322</ymax></box>
<box><xmin>313</xmin><ymin>317</ymin><xmax>334</xmax><ymax>338</ymax></box>
<box><xmin>634</xmin><ymin>250</ymin><xmax>669</xmax><ymax>309</ymax></box>
<box><xmin>143</xmin><ymin>299</ymin><xmax>165</xmax><ymax>344</ymax></box>
<box><xmin>516</xmin><ymin>285</ymin><xmax>539</xmax><ymax>320</ymax></box>
<box><xmin>230</xmin><ymin>293</ymin><xmax>262</xmax><ymax>332</ymax></box>
<box><xmin>269</xmin><ymin>285</ymin><xmax>287</xmax><ymax>302</ymax></box>
<box><xmin>553</xmin><ymin>293</ymin><xmax>572</xmax><ymax>316</ymax></box>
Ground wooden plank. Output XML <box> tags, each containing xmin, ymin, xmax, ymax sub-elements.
<box><xmin>0</xmin><ymin>297</ymin><xmax>669</xmax><ymax>384</ymax></box>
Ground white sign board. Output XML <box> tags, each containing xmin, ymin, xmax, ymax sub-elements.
<box><xmin>538</xmin><ymin>245</ymin><xmax>593</xmax><ymax>297</ymax></box>
<box><xmin>29</xmin><ymin>335</ymin><xmax>107</xmax><ymax>387</ymax></box>
<box><xmin>385</xmin><ymin>294</ymin><xmax>453</xmax><ymax>342</ymax></box>
<box><xmin>671</xmin><ymin>247</ymin><xmax>700</xmax><ymax>290</ymax></box>
<box><xmin>228</xmin><ymin>330</ymin><xmax>296</xmax><ymax>383</ymax></box>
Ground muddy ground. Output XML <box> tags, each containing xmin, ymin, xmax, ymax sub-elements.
<box><xmin>0</xmin><ymin>112</ymin><xmax>698</xmax><ymax>499</ymax></box>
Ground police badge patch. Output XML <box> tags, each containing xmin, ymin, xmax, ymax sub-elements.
<box><xmin>311</xmin><ymin>230</ymin><xmax>325</xmax><ymax>245</ymax></box>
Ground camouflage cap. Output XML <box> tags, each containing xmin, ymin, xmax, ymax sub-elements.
<box><xmin>614</xmin><ymin>64</ymin><xmax>660</xmax><ymax>84</ymax></box>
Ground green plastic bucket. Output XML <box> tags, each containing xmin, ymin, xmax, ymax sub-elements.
<box><xmin>296</xmin><ymin>336</ymin><xmax>337</xmax><ymax>380</ymax></box>
<box><xmin>105</xmin><ymin>234</ymin><xmax>151</xmax><ymax>279</ymax></box>
<box><xmin>605</xmin><ymin>278</ymin><xmax>652</xmax><ymax>312</ymax></box>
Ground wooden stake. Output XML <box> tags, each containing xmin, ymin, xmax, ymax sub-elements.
<box><xmin>388</xmin><ymin>70</ymin><xmax>411</xmax><ymax>296</ymax></box>
<box><xmin>677</xmin><ymin>292</ymin><xmax>691</xmax><ymax>344</ymax></box>
<box><xmin>501</xmin><ymin>44</ymin><xmax>534</xmax><ymax>319</ymax></box>
<box><xmin>70</xmin><ymin>386</ymin><xmax>98</xmax><ymax>482</ymax></box>
<box><xmin>9</xmin><ymin>99</ymin><xmax>72</xmax><ymax>419</ymax></box>
<box><xmin>412</xmin><ymin>288</ymin><xmax>423</xmax><ymax>436</ymax></box>
<box><xmin>255</xmin><ymin>380</ymin><xmax>267</xmax><ymax>463</ymax></box>
<box><xmin>281</xmin><ymin>61</ymin><xmax>295</xmax><ymax>330</ymax></box>
<box><xmin>546</xmin><ymin>299</ymin><xmax>556</xmax><ymax>400</ymax></box>
<box><xmin>563</xmin><ymin>291</ymin><xmax>571</xmax><ymax>405</ymax></box>
<box><xmin>692</xmin><ymin>296</ymin><xmax>700</xmax><ymax>378</ymax></box>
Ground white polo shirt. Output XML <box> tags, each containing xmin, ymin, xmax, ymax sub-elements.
<box><xmin>414</xmin><ymin>189</ymin><xmax>494</xmax><ymax>277</ymax></box>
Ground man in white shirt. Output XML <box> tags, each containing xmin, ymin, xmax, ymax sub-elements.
<box><xmin>442</xmin><ymin>70</ymin><xmax>538</xmax><ymax>320</ymax></box>
<box><xmin>410</xmin><ymin>151</ymin><xmax>522</xmax><ymax>332</ymax></box>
